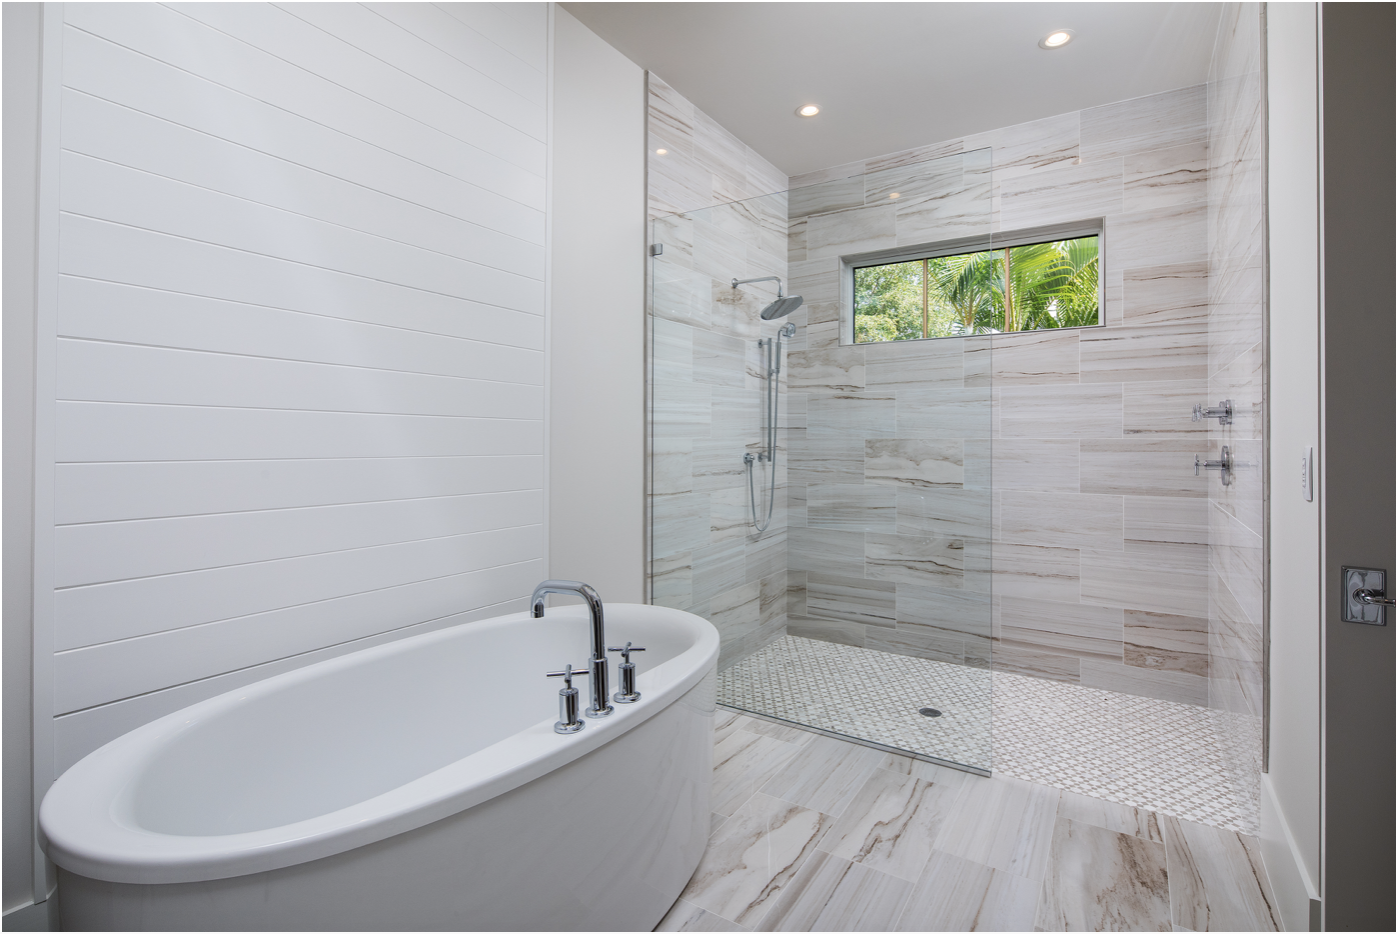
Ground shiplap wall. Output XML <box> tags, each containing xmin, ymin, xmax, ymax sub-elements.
<box><xmin>49</xmin><ymin>2</ymin><xmax>549</xmax><ymax>771</ymax></box>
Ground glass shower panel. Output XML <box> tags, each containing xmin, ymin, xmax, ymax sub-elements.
<box><xmin>649</xmin><ymin>151</ymin><xmax>994</xmax><ymax>774</ymax></box>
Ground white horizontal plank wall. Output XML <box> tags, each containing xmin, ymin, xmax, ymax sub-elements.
<box><xmin>49</xmin><ymin>1</ymin><xmax>550</xmax><ymax>771</ymax></box>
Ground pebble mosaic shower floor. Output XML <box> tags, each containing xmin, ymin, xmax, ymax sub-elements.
<box><xmin>717</xmin><ymin>634</ymin><xmax>1260</xmax><ymax>834</ymax></box>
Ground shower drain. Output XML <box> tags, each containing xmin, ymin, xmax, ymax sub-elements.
<box><xmin>918</xmin><ymin>707</ymin><xmax>943</xmax><ymax>718</ymax></box>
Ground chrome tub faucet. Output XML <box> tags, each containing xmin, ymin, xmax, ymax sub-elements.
<box><xmin>531</xmin><ymin>580</ymin><xmax>613</xmax><ymax>718</ymax></box>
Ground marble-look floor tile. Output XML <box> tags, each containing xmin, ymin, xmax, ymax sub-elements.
<box><xmin>712</xmin><ymin>729</ymin><xmax>801</xmax><ymax>817</ymax></box>
<box><xmin>657</xmin><ymin>898</ymin><xmax>750</xmax><ymax>932</ymax></box>
<box><xmin>1038</xmin><ymin>817</ymin><xmax>1171</xmax><ymax>931</ymax></box>
<box><xmin>738</xmin><ymin>714</ymin><xmax>817</xmax><ymax>747</ymax></box>
<box><xmin>1161</xmin><ymin>815</ymin><xmax>1278</xmax><ymax>932</ymax></box>
<box><xmin>760</xmin><ymin>734</ymin><xmax>885</xmax><ymax>817</ymax></box>
<box><xmin>935</xmin><ymin>776</ymin><xmax>1060</xmax><ymax>881</ymax></box>
<box><xmin>682</xmin><ymin>792</ymin><xmax>834</xmax><ymax>928</ymax></box>
<box><xmin>754</xmin><ymin>850</ymin><xmax>915</xmax><ymax>932</ymax></box>
<box><xmin>1057</xmin><ymin>789</ymin><xmax>1164</xmax><ymax>843</ymax></box>
<box><xmin>817</xmin><ymin>767</ymin><xmax>968</xmax><ymax>881</ymax></box>
<box><xmin>894</xmin><ymin>849</ymin><xmax>1042</xmax><ymax>932</ymax></box>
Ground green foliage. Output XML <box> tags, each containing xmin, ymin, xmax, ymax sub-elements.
<box><xmin>854</xmin><ymin>237</ymin><xmax>1099</xmax><ymax>341</ymax></box>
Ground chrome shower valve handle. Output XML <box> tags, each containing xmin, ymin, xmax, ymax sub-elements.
<box><xmin>607</xmin><ymin>643</ymin><xmax>646</xmax><ymax>704</ymax></box>
<box><xmin>546</xmin><ymin>663</ymin><xmax>591</xmax><ymax>734</ymax></box>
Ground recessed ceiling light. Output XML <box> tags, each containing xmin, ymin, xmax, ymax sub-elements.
<box><xmin>796</xmin><ymin>104</ymin><xmax>820</xmax><ymax>117</ymax></box>
<box><xmin>1039</xmin><ymin>29</ymin><xmax>1074</xmax><ymax>49</ymax></box>
<box><xmin>655</xmin><ymin>148</ymin><xmax>668</xmax><ymax>155</ymax></box>
<box><xmin>889</xmin><ymin>192</ymin><xmax>901</xmax><ymax>199</ymax></box>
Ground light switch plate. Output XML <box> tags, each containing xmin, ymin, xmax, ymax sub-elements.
<box><xmin>1302</xmin><ymin>445</ymin><xmax>1314</xmax><ymax>502</ymax></box>
<box><xmin>1342</xmin><ymin>566</ymin><xmax>1387</xmax><ymax>625</ymax></box>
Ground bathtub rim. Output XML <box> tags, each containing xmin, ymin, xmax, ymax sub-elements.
<box><xmin>38</xmin><ymin>603</ymin><xmax>718</xmax><ymax>886</ymax></box>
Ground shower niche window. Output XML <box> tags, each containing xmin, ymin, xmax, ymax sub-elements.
<box><xmin>848</xmin><ymin>221</ymin><xmax>1103</xmax><ymax>343</ymax></box>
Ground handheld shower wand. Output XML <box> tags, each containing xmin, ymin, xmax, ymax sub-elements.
<box><xmin>743</xmin><ymin>320</ymin><xmax>796</xmax><ymax>533</ymax></box>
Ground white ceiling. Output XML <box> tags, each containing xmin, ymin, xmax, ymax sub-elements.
<box><xmin>562</xmin><ymin>2</ymin><xmax>1223</xmax><ymax>177</ymax></box>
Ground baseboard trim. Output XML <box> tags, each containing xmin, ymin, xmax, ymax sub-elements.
<box><xmin>1</xmin><ymin>897</ymin><xmax>56</xmax><ymax>932</ymax></box>
<box><xmin>1259</xmin><ymin>773</ymin><xmax>1321</xmax><ymax>931</ymax></box>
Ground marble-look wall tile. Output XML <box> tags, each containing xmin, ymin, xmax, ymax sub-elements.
<box><xmin>897</xmin><ymin>387</ymin><xmax>994</xmax><ymax>439</ymax></box>
<box><xmin>1106</xmin><ymin>201</ymin><xmax>1209</xmax><ymax>269</ymax></box>
<box><xmin>1080</xmin><ymin>541</ymin><xmax>1209</xmax><ymax>618</ymax></box>
<box><xmin>865</xmin><ymin>532</ymin><xmax>966</xmax><ymax>589</ymax></box>
<box><xmin>976</xmin><ymin>330</ymin><xmax>1081</xmax><ymax>387</ymax></box>
<box><xmin>1123</xmin><ymin>261</ymin><xmax>1210</xmax><ymax>326</ymax></box>
<box><xmin>896</xmin><ymin>585</ymin><xmax>992</xmax><ymax>635</ymax></box>
<box><xmin>865</xmin><ymin>439</ymin><xmax>965</xmax><ymax>490</ymax></box>
<box><xmin>787</xmin><ymin>435</ymin><xmax>863</xmax><ymax>486</ymax></box>
<box><xmin>1080</xmin><ymin>84</ymin><xmax>1207</xmax><ymax>163</ymax></box>
<box><xmin>999</xmin><ymin>595</ymin><xmax>1124</xmax><ymax>662</ymax></box>
<box><xmin>993</xmin><ymin>440</ymin><xmax>1081</xmax><ymax>493</ymax></box>
<box><xmin>788</xmin><ymin>526</ymin><xmax>866</xmax><ymax>579</ymax></box>
<box><xmin>1079</xmin><ymin>658</ymin><xmax>1209</xmax><ymax>706</ymax></box>
<box><xmin>786</xmin><ymin>347</ymin><xmax>865</xmax><ymax>393</ymax></box>
<box><xmin>894</xmin><ymin>172</ymin><xmax>994</xmax><ymax>243</ymax></box>
<box><xmin>866</xmin><ymin>623</ymin><xmax>969</xmax><ymax>665</ymax></box>
<box><xmin>807</xmin><ymin>391</ymin><xmax>895</xmax><ymax>438</ymax></box>
<box><xmin>788</xmin><ymin>615</ymin><xmax>864</xmax><ymax>648</ymax></box>
<box><xmin>999</xmin><ymin>159</ymin><xmax>1123</xmax><ymax>230</ymax></box>
<box><xmin>999</xmin><ymin>384</ymin><xmax>1123</xmax><ymax>439</ymax></box>
<box><xmin>806</xmin><ymin>572</ymin><xmax>896</xmax><ymax>628</ymax></box>
<box><xmin>806</xmin><ymin>204</ymin><xmax>897</xmax><ymax>260</ymax></box>
<box><xmin>865</xmin><ymin>338</ymin><xmax>964</xmax><ymax>388</ymax></box>
<box><xmin>1080</xmin><ymin>322</ymin><xmax>1208</xmax><ymax>383</ymax></box>
<box><xmin>960</xmin><ymin>111</ymin><xmax>1080</xmax><ymax>181</ymax></box>
<box><xmin>652</xmin><ymin>551</ymin><xmax>694</xmax><ymax>609</ymax></box>
<box><xmin>1123</xmin><ymin>380</ymin><xmax>1210</xmax><ymax>437</ymax></box>
<box><xmin>807</xmin><ymin>483</ymin><xmax>897</xmax><ymax>533</ymax></box>
<box><xmin>994</xmin><ymin>642</ymin><xmax>1082</xmax><ymax>683</ymax></box>
<box><xmin>1124</xmin><ymin>142</ymin><xmax>1208</xmax><ymax>213</ymax></box>
<box><xmin>992</xmin><ymin>542</ymin><xmax>1082</xmax><ymax>603</ymax></box>
<box><xmin>1080</xmin><ymin>439</ymin><xmax>1209</xmax><ymax>498</ymax></box>
<box><xmin>789</xmin><ymin>174</ymin><xmax>864</xmax><ymax>214</ymax></box>
<box><xmin>693</xmin><ymin>538</ymin><xmax>748</xmax><ymax>606</ymax></box>
<box><xmin>1124</xmin><ymin>609</ymin><xmax>1209</xmax><ymax>677</ymax></box>
<box><xmin>894</xmin><ymin>488</ymin><xmax>991</xmax><ymax>543</ymax></box>
<box><xmin>1124</xmin><ymin>495</ymin><xmax>1209</xmax><ymax>545</ymax></box>
<box><xmin>1037</xmin><ymin>817</ymin><xmax>1171</xmax><ymax>931</ymax></box>
<box><xmin>1000</xmin><ymin>490</ymin><xmax>1124</xmax><ymax>552</ymax></box>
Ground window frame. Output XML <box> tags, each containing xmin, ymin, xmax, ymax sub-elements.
<box><xmin>839</xmin><ymin>218</ymin><xmax>1107</xmax><ymax>345</ymax></box>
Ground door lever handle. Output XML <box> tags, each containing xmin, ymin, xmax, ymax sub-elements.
<box><xmin>1355</xmin><ymin>589</ymin><xmax>1396</xmax><ymax>608</ymax></box>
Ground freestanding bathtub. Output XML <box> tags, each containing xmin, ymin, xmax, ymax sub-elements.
<box><xmin>40</xmin><ymin>603</ymin><xmax>719</xmax><ymax>931</ymax></box>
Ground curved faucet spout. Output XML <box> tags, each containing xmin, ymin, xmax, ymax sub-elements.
<box><xmin>530</xmin><ymin>580</ymin><xmax>613</xmax><ymax>718</ymax></box>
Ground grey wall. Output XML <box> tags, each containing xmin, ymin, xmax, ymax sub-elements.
<box><xmin>1321</xmin><ymin>2</ymin><xmax>1396</xmax><ymax>928</ymax></box>
<box><xmin>3</xmin><ymin>2</ymin><xmax>42</xmax><ymax>913</ymax></box>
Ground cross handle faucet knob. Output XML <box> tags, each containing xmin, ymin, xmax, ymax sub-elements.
<box><xmin>545</xmin><ymin>663</ymin><xmax>590</xmax><ymax>691</ymax></box>
<box><xmin>607</xmin><ymin>642</ymin><xmax>647</xmax><ymax>664</ymax></box>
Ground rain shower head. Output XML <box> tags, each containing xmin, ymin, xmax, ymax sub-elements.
<box><xmin>760</xmin><ymin>294</ymin><xmax>803</xmax><ymax>320</ymax></box>
<box><xmin>731</xmin><ymin>276</ymin><xmax>805</xmax><ymax>321</ymax></box>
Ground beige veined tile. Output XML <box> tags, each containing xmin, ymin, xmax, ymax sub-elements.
<box><xmin>893</xmin><ymin>849</ymin><xmax>1042</xmax><ymax>932</ymax></box>
<box><xmin>1079</xmin><ymin>658</ymin><xmax>1208</xmax><ymax>707</ymax></box>
<box><xmin>1038</xmin><ymin>817</ymin><xmax>1171</xmax><ymax>931</ymax></box>
<box><xmin>739</xmin><ymin>714</ymin><xmax>817</xmax><ymax>747</ymax></box>
<box><xmin>754</xmin><ymin>850</ymin><xmax>915</xmax><ymax>932</ymax></box>
<box><xmin>656</xmin><ymin>898</ymin><xmax>749</xmax><ymax>932</ymax></box>
<box><xmin>998</xmin><ymin>595</ymin><xmax>1124</xmax><ymax>662</ymax></box>
<box><xmin>998</xmin><ymin>383</ymin><xmax>1123</xmax><ymax>440</ymax></box>
<box><xmin>1056</xmin><ymin>789</ymin><xmax>1164</xmax><ymax>843</ymax></box>
<box><xmin>999</xmin><ymin>490</ymin><xmax>1124</xmax><ymax>552</ymax></box>
<box><xmin>1123</xmin><ymin>142</ymin><xmax>1208</xmax><ymax>213</ymax></box>
<box><xmin>975</xmin><ymin>330</ymin><xmax>1081</xmax><ymax>388</ymax></box>
<box><xmin>1161</xmin><ymin>815</ymin><xmax>1279</xmax><ymax>932</ymax></box>
<box><xmin>1079</xmin><ymin>321</ymin><xmax>1208</xmax><ymax>383</ymax></box>
<box><xmin>1123</xmin><ymin>609</ymin><xmax>1209</xmax><ymax>678</ymax></box>
<box><xmin>865</xmin><ymin>439</ymin><xmax>965</xmax><ymax>491</ymax></box>
<box><xmin>1121</xmin><ymin>261</ymin><xmax>1209</xmax><ymax>327</ymax></box>
<box><xmin>681</xmin><ymin>792</ymin><xmax>834</xmax><ymax>928</ymax></box>
<box><xmin>993</xmin><ymin>439</ymin><xmax>1081</xmax><ymax>493</ymax></box>
<box><xmin>934</xmin><ymin>775</ymin><xmax>1061</xmax><ymax>882</ymax></box>
<box><xmin>805</xmin><ymin>571</ymin><xmax>896</xmax><ymax>627</ymax></box>
<box><xmin>806</xmin><ymin>203</ymin><xmax>897</xmax><ymax>261</ymax></box>
<box><xmin>759</xmin><ymin>734</ymin><xmax>885</xmax><ymax>817</ymax></box>
<box><xmin>1105</xmin><ymin>202</ymin><xmax>1208</xmax><ymax>270</ymax></box>
<box><xmin>817</xmin><ymin>767</ymin><xmax>968</xmax><ymax>882</ymax></box>
<box><xmin>1079</xmin><ymin>84</ymin><xmax>1206</xmax><ymax>163</ymax></box>
<box><xmin>1122</xmin><ymin>380</ymin><xmax>1210</xmax><ymax>438</ymax></box>
<box><xmin>712</xmin><ymin>729</ymin><xmax>801</xmax><ymax>817</ymax></box>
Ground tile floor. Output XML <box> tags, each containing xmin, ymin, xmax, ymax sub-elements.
<box><xmin>717</xmin><ymin>635</ymin><xmax>1259</xmax><ymax>834</ymax></box>
<box><xmin>657</xmin><ymin>709</ymin><xmax>1279</xmax><ymax>932</ymax></box>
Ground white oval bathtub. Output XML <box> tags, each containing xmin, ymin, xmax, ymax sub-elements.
<box><xmin>40</xmin><ymin>603</ymin><xmax>719</xmax><ymax>931</ymax></box>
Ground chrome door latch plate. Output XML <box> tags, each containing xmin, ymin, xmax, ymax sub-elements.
<box><xmin>1343</xmin><ymin>566</ymin><xmax>1389</xmax><ymax>625</ymax></box>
